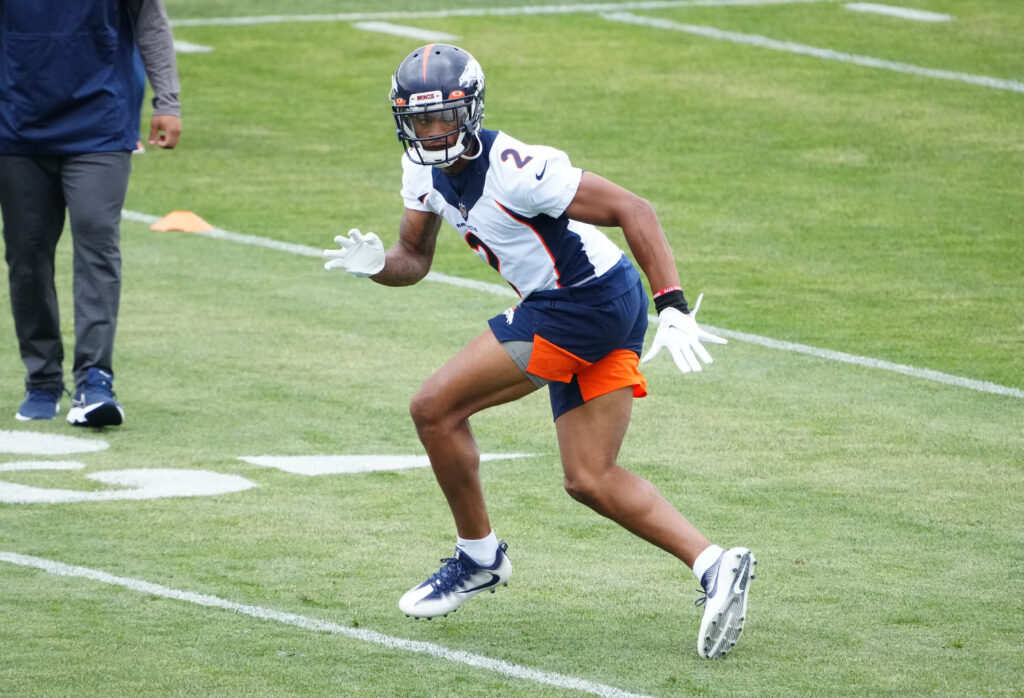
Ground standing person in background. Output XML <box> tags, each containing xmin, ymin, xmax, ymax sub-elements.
<box><xmin>324</xmin><ymin>44</ymin><xmax>756</xmax><ymax>659</ymax></box>
<box><xmin>0</xmin><ymin>0</ymin><xmax>182</xmax><ymax>426</ymax></box>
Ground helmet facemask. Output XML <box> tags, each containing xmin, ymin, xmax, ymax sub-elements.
<box><xmin>393</xmin><ymin>94</ymin><xmax>483</xmax><ymax>168</ymax></box>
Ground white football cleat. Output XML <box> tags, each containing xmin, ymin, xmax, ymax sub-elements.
<box><xmin>696</xmin><ymin>547</ymin><xmax>756</xmax><ymax>658</ymax></box>
<box><xmin>399</xmin><ymin>541</ymin><xmax>512</xmax><ymax>619</ymax></box>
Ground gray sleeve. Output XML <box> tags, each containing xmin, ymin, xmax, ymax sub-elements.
<box><xmin>125</xmin><ymin>0</ymin><xmax>181</xmax><ymax>117</ymax></box>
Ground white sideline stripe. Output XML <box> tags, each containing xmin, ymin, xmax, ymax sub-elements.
<box><xmin>704</xmin><ymin>327</ymin><xmax>1024</xmax><ymax>399</ymax></box>
<box><xmin>122</xmin><ymin>210</ymin><xmax>519</xmax><ymax>297</ymax></box>
<box><xmin>0</xmin><ymin>552</ymin><xmax>651</xmax><ymax>698</ymax></box>
<box><xmin>353</xmin><ymin>21</ymin><xmax>460</xmax><ymax>42</ymax></box>
<box><xmin>123</xmin><ymin>210</ymin><xmax>325</xmax><ymax>258</ymax></box>
<box><xmin>173</xmin><ymin>39</ymin><xmax>213</xmax><ymax>53</ymax></box>
<box><xmin>601</xmin><ymin>12</ymin><xmax>1024</xmax><ymax>95</ymax></box>
<box><xmin>843</xmin><ymin>3</ymin><xmax>951</xmax><ymax>22</ymax></box>
<box><xmin>240</xmin><ymin>452</ymin><xmax>534</xmax><ymax>476</ymax></box>
<box><xmin>170</xmin><ymin>0</ymin><xmax>840</xmax><ymax>27</ymax></box>
<box><xmin>121</xmin><ymin>209</ymin><xmax>1023</xmax><ymax>399</ymax></box>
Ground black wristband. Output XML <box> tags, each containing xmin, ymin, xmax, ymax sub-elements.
<box><xmin>654</xmin><ymin>289</ymin><xmax>689</xmax><ymax>315</ymax></box>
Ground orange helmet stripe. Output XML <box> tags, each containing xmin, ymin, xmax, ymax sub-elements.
<box><xmin>421</xmin><ymin>43</ymin><xmax>435</xmax><ymax>83</ymax></box>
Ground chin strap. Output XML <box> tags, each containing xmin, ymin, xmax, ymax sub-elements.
<box><xmin>459</xmin><ymin>131</ymin><xmax>483</xmax><ymax>161</ymax></box>
<box><xmin>428</xmin><ymin>131</ymin><xmax>481</xmax><ymax>168</ymax></box>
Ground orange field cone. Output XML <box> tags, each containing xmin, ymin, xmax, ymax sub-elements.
<box><xmin>150</xmin><ymin>210</ymin><xmax>214</xmax><ymax>233</ymax></box>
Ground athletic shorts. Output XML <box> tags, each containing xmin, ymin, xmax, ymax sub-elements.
<box><xmin>488</xmin><ymin>257</ymin><xmax>649</xmax><ymax>420</ymax></box>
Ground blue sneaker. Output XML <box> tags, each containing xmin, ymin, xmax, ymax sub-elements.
<box><xmin>15</xmin><ymin>388</ymin><xmax>62</xmax><ymax>421</ymax></box>
<box><xmin>66</xmin><ymin>368</ymin><xmax>124</xmax><ymax>427</ymax></box>
<box><xmin>696</xmin><ymin>547</ymin><xmax>756</xmax><ymax>658</ymax></box>
<box><xmin>399</xmin><ymin>541</ymin><xmax>512</xmax><ymax>618</ymax></box>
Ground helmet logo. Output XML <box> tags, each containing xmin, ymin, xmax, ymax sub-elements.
<box><xmin>458</xmin><ymin>58</ymin><xmax>484</xmax><ymax>90</ymax></box>
<box><xmin>410</xmin><ymin>90</ymin><xmax>442</xmax><ymax>105</ymax></box>
<box><xmin>449</xmin><ymin>90</ymin><xmax>465</xmax><ymax>99</ymax></box>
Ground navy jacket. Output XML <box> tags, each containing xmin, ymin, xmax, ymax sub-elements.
<box><xmin>0</xmin><ymin>0</ymin><xmax>140</xmax><ymax>155</ymax></box>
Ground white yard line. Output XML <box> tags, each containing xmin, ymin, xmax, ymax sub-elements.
<box><xmin>121</xmin><ymin>210</ymin><xmax>1024</xmax><ymax>399</ymax></box>
<box><xmin>601</xmin><ymin>12</ymin><xmax>1024</xmax><ymax>95</ymax></box>
<box><xmin>843</xmin><ymin>3</ymin><xmax>951</xmax><ymax>22</ymax></box>
<box><xmin>709</xmin><ymin>327</ymin><xmax>1024</xmax><ymax>399</ymax></box>
<box><xmin>170</xmin><ymin>0</ymin><xmax>840</xmax><ymax>27</ymax></box>
<box><xmin>239</xmin><ymin>452</ymin><xmax>534</xmax><ymax>476</ymax></box>
<box><xmin>0</xmin><ymin>552</ymin><xmax>652</xmax><ymax>698</ymax></box>
<box><xmin>167</xmin><ymin>1</ymin><xmax>1020</xmax><ymax>96</ymax></box>
<box><xmin>353</xmin><ymin>20</ymin><xmax>460</xmax><ymax>42</ymax></box>
<box><xmin>173</xmin><ymin>39</ymin><xmax>213</xmax><ymax>53</ymax></box>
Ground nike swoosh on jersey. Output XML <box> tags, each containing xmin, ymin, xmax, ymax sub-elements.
<box><xmin>535</xmin><ymin>161</ymin><xmax>548</xmax><ymax>180</ymax></box>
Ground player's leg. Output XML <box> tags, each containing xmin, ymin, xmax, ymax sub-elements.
<box><xmin>555</xmin><ymin>388</ymin><xmax>756</xmax><ymax>659</ymax></box>
<box><xmin>409</xmin><ymin>328</ymin><xmax>538</xmax><ymax>539</ymax></box>
<box><xmin>400</xmin><ymin>328</ymin><xmax>538</xmax><ymax>618</ymax></box>
<box><xmin>554</xmin><ymin>386</ymin><xmax>712</xmax><ymax>566</ymax></box>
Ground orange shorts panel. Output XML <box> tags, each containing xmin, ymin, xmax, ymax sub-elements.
<box><xmin>526</xmin><ymin>334</ymin><xmax>592</xmax><ymax>383</ymax></box>
<box><xmin>527</xmin><ymin>335</ymin><xmax>647</xmax><ymax>403</ymax></box>
<box><xmin>577</xmin><ymin>349</ymin><xmax>648</xmax><ymax>402</ymax></box>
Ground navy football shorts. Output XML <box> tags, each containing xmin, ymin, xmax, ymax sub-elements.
<box><xmin>488</xmin><ymin>257</ymin><xmax>649</xmax><ymax>419</ymax></box>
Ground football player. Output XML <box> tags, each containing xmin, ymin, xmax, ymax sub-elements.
<box><xmin>325</xmin><ymin>44</ymin><xmax>756</xmax><ymax>659</ymax></box>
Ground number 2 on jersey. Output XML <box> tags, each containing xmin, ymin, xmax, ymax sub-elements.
<box><xmin>500</xmin><ymin>148</ymin><xmax>533</xmax><ymax>169</ymax></box>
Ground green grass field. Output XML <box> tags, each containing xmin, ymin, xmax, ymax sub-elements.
<box><xmin>1</xmin><ymin>1</ymin><xmax>1022</xmax><ymax>695</ymax></box>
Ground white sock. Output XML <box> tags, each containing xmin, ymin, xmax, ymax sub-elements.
<box><xmin>457</xmin><ymin>531</ymin><xmax>499</xmax><ymax>566</ymax></box>
<box><xmin>693</xmin><ymin>544</ymin><xmax>725</xmax><ymax>585</ymax></box>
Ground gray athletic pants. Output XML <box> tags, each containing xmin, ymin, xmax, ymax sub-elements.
<box><xmin>0</xmin><ymin>152</ymin><xmax>132</xmax><ymax>392</ymax></box>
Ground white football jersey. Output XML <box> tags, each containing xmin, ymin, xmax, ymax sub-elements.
<box><xmin>400</xmin><ymin>129</ymin><xmax>624</xmax><ymax>299</ymax></box>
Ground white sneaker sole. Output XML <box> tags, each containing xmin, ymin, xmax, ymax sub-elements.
<box><xmin>698</xmin><ymin>547</ymin><xmax>756</xmax><ymax>659</ymax></box>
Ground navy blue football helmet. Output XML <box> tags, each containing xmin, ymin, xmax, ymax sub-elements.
<box><xmin>390</xmin><ymin>44</ymin><xmax>485</xmax><ymax>167</ymax></box>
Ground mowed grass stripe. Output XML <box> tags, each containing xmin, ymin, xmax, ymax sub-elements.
<box><xmin>168</xmin><ymin>0</ymin><xmax>841</xmax><ymax>27</ymax></box>
<box><xmin>121</xmin><ymin>210</ymin><xmax>1024</xmax><ymax>400</ymax></box>
<box><xmin>0</xmin><ymin>551</ymin><xmax>654</xmax><ymax>698</ymax></box>
<box><xmin>601</xmin><ymin>11</ymin><xmax>1024</xmax><ymax>94</ymax></box>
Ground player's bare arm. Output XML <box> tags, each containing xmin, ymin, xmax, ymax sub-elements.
<box><xmin>565</xmin><ymin>171</ymin><xmax>681</xmax><ymax>294</ymax></box>
<box><xmin>372</xmin><ymin>208</ymin><xmax>443</xmax><ymax>287</ymax></box>
<box><xmin>566</xmin><ymin>171</ymin><xmax>727</xmax><ymax>371</ymax></box>
<box><xmin>323</xmin><ymin>208</ymin><xmax>441</xmax><ymax>282</ymax></box>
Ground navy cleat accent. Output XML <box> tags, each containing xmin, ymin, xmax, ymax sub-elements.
<box><xmin>695</xmin><ymin>547</ymin><xmax>756</xmax><ymax>659</ymax></box>
<box><xmin>399</xmin><ymin>540</ymin><xmax>512</xmax><ymax>619</ymax></box>
<box><xmin>15</xmin><ymin>387</ymin><xmax>62</xmax><ymax>421</ymax></box>
<box><xmin>66</xmin><ymin>368</ymin><xmax>124</xmax><ymax>428</ymax></box>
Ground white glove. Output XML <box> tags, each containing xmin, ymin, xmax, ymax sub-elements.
<box><xmin>323</xmin><ymin>228</ymin><xmax>386</xmax><ymax>277</ymax></box>
<box><xmin>641</xmin><ymin>294</ymin><xmax>728</xmax><ymax>373</ymax></box>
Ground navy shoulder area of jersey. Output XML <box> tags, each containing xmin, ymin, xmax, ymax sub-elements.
<box><xmin>430</xmin><ymin>129</ymin><xmax>500</xmax><ymax>213</ymax></box>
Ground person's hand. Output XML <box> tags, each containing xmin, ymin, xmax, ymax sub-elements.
<box><xmin>148</xmin><ymin>115</ymin><xmax>181</xmax><ymax>149</ymax></box>
<box><xmin>323</xmin><ymin>228</ymin><xmax>386</xmax><ymax>277</ymax></box>
<box><xmin>641</xmin><ymin>294</ymin><xmax>727</xmax><ymax>373</ymax></box>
